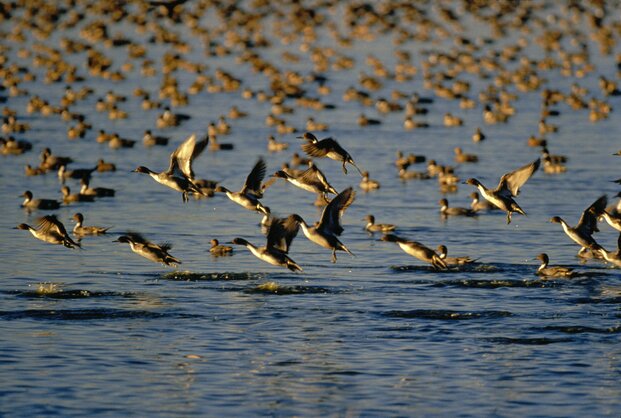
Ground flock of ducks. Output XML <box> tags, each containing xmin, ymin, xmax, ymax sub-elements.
<box><xmin>3</xmin><ymin>0</ymin><xmax>621</xmax><ymax>279</ymax></box>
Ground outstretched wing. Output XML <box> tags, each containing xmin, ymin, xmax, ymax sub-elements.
<box><xmin>241</xmin><ymin>158</ymin><xmax>266</xmax><ymax>197</ymax></box>
<box><xmin>301</xmin><ymin>137</ymin><xmax>341</xmax><ymax>158</ymax></box>
<box><xmin>297</xmin><ymin>165</ymin><xmax>328</xmax><ymax>189</ymax></box>
<box><xmin>37</xmin><ymin>215</ymin><xmax>68</xmax><ymax>236</ymax></box>
<box><xmin>266</xmin><ymin>215</ymin><xmax>300</xmax><ymax>253</ymax></box>
<box><xmin>318</xmin><ymin>187</ymin><xmax>355</xmax><ymax>235</ymax></box>
<box><xmin>167</xmin><ymin>134</ymin><xmax>208</xmax><ymax>180</ymax></box>
<box><xmin>125</xmin><ymin>231</ymin><xmax>149</xmax><ymax>244</ymax></box>
<box><xmin>576</xmin><ymin>195</ymin><xmax>607</xmax><ymax>236</ymax></box>
<box><xmin>496</xmin><ymin>158</ymin><xmax>540</xmax><ymax>197</ymax></box>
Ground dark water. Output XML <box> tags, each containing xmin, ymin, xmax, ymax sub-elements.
<box><xmin>1</xmin><ymin>1</ymin><xmax>621</xmax><ymax>416</ymax></box>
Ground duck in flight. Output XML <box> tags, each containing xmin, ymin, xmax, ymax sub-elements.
<box><xmin>298</xmin><ymin>132</ymin><xmax>363</xmax><ymax>175</ymax></box>
<box><xmin>550</xmin><ymin>195</ymin><xmax>607</xmax><ymax>255</ymax></box>
<box><xmin>269</xmin><ymin>161</ymin><xmax>337</xmax><ymax>199</ymax></box>
<box><xmin>465</xmin><ymin>158</ymin><xmax>540</xmax><ymax>224</ymax></box>
<box><xmin>16</xmin><ymin>215</ymin><xmax>80</xmax><ymax>248</ymax></box>
<box><xmin>133</xmin><ymin>133</ymin><xmax>208</xmax><ymax>202</ymax></box>
<box><xmin>232</xmin><ymin>214</ymin><xmax>302</xmax><ymax>271</ymax></box>
<box><xmin>291</xmin><ymin>187</ymin><xmax>356</xmax><ymax>263</ymax></box>
<box><xmin>381</xmin><ymin>234</ymin><xmax>447</xmax><ymax>270</ymax></box>
<box><xmin>215</xmin><ymin>158</ymin><xmax>269</xmax><ymax>213</ymax></box>
<box><xmin>114</xmin><ymin>232</ymin><xmax>181</xmax><ymax>267</ymax></box>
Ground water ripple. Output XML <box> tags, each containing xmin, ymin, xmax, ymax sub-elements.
<box><xmin>0</xmin><ymin>309</ymin><xmax>199</xmax><ymax>321</ymax></box>
<box><xmin>382</xmin><ymin>309</ymin><xmax>513</xmax><ymax>320</ymax></box>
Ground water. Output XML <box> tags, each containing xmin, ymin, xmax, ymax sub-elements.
<box><xmin>1</xmin><ymin>1</ymin><xmax>621</xmax><ymax>416</ymax></box>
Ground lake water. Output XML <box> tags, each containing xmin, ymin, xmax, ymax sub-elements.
<box><xmin>1</xmin><ymin>2</ymin><xmax>621</xmax><ymax>416</ymax></box>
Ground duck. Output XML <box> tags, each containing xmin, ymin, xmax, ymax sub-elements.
<box><xmin>381</xmin><ymin>234</ymin><xmax>447</xmax><ymax>270</ymax></box>
<box><xmin>469</xmin><ymin>192</ymin><xmax>498</xmax><ymax>212</ymax></box>
<box><xmin>358</xmin><ymin>113</ymin><xmax>381</xmax><ymax>126</ymax></box>
<box><xmin>58</xmin><ymin>165</ymin><xmax>96</xmax><ymax>184</ymax></box>
<box><xmin>267</xmin><ymin>135</ymin><xmax>289</xmax><ymax>152</ymax></box>
<box><xmin>472</xmin><ymin>127</ymin><xmax>485</xmax><ymax>143</ymax></box>
<box><xmin>208</xmin><ymin>135</ymin><xmax>234</xmax><ymax>151</ymax></box>
<box><xmin>16</xmin><ymin>215</ymin><xmax>80</xmax><ymax>248</ymax></box>
<box><xmin>290</xmin><ymin>152</ymin><xmax>311</xmax><ymax>167</ymax></box>
<box><xmin>535</xmin><ymin>253</ymin><xmax>575</xmax><ymax>278</ymax></box>
<box><xmin>61</xmin><ymin>185</ymin><xmax>96</xmax><ymax>204</ymax></box>
<box><xmin>399</xmin><ymin>167</ymin><xmax>430</xmax><ymax>180</ymax></box>
<box><xmin>549</xmin><ymin>195</ymin><xmax>607</xmax><ymax>254</ymax></box>
<box><xmin>114</xmin><ymin>233</ymin><xmax>181</xmax><ymax>267</ymax></box>
<box><xmin>209</xmin><ymin>239</ymin><xmax>233</xmax><ymax>256</ymax></box>
<box><xmin>24</xmin><ymin>164</ymin><xmax>45</xmax><ymax>176</ymax></box>
<box><xmin>360</xmin><ymin>171</ymin><xmax>380</xmax><ymax>191</ymax></box>
<box><xmin>298</xmin><ymin>132</ymin><xmax>363</xmax><ymax>175</ymax></box>
<box><xmin>600</xmin><ymin>210</ymin><xmax>621</xmax><ymax>232</ymax></box>
<box><xmin>79</xmin><ymin>178</ymin><xmax>115</xmax><ymax>197</ymax></box>
<box><xmin>72</xmin><ymin>213</ymin><xmax>109</xmax><ymax>236</ymax></box>
<box><xmin>142</xmin><ymin>130</ymin><xmax>169</xmax><ymax>147</ymax></box>
<box><xmin>596</xmin><ymin>233</ymin><xmax>621</xmax><ymax>267</ymax></box>
<box><xmin>439</xmin><ymin>198</ymin><xmax>478</xmax><ymax>217</ymax></box>
<box><xmin>108</xmin><ymin>133</ymin><xmax>136</xmax><ymax>149</ymax></box>
<box><xmin>215</xmin><ymin>158</ymin><xmax>268</xmax><ymax>213</ymax></box>
<box><xmin>465</xmin><ymin>158</ymin><xmax>540</xmax><ymax>224</ymax></box>
<box><xmin>96</xmin><ymin>159</ymin><xmax>116</xmax><ymax>172</ymax></box>
<box><xmin>363</xmin><ymin>215</ymin><xmax>396</xmax><ymax>233</ymax></box>
<box><xmin>232</xmin><ymin>215</ymin><xmax>302</xmax><ymax>271</ymax></box>
<box><xmin>20</xmin><ymin>191</ymin><xmax>61</xmax><ymax>210</ymax></box>
<box><xmin>436</xmin><ymin>245</ymin><xmax>477</xmax><ymax>265</ymax></box>
<box><xmin>1</xmin><ymin>136</ymin><xmax>32</xmax><ymax>155</ymax></box>
<box><xmin>454</xmin><ymin>147</ymin><xmax>478</xmax><ymax>163</ymax></box>
<box><xmin>270</xmin><ymin>162</ymin><xmax>337</xmax><ymax>198</ymax></box>
<box><xmin>133</xmin><ymin>133</ymin><xmax>207</xmax><ymax>202</ymax></box>
<box><xmin>291</xmin><ymin>187</ymin><xmax>356</xmax><ymax>263</ymax></box>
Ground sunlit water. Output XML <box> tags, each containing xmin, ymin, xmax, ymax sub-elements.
<box><xmin>1</xmin><ymin>2</ymin><xmax>621</xmax><ymax>416</ymax></box>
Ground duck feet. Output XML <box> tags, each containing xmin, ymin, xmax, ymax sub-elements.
<box><xmin>331</xmin><ymin>250</ymin><xmax>337</xmax><ymax>263</ymax></box>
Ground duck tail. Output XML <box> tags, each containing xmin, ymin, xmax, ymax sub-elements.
<box><xmin>340</xmin><ymin>243</ymin><xmax>355</xmax><ymax>257</ymax></box>
<box><xmin>511</xmin><ymin>203</ymin><xmax>526</xmax><ymax>216</ymax></box>
<box><xmin>287</xmin><ymin>260</ymin><xmax>303</xmax><ymax>272</ymax></box>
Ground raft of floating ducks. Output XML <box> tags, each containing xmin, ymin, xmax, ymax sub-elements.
<box><xmin>3</xmin><ymin>0</ymin><xmax>621</xmax><ymax>279</ymax></box>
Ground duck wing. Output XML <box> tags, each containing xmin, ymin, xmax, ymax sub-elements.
<box><xmin>317</xmin><ymin>187</ymin><xmax>355</xmax><ymax>236</ymax></box>
<box><xmin>302</xmin><ymin>137</ymin><xmax>344</xmax><ymax>158</ymax></box>
<box><xmin>496</xmin><ymin>158</ymin><xmax>540</xmax><ymax>197</ymax></box>
<box><xmin>266</xmin><ymin>215</ymin><xmax>299</xmax><ymax>253</ymax></box>
<box><xmin>576</xmin><ymin>195</ymin><xmax>607</xmax><ymax>236</ymax></box>
<box><xmin>297</xmin><ymin>165</ymin><xmax>328</xmax><ymax>189</ymax></box>
<box><xmin>125</xmin><ymin>231</ymin><xmax>149</xmax><ymax>245</ymax></box>
<box><xmin>167</xmin><ymin>134</ymin><xmax>208</xmax><ymax>180</ymax></box>
<box><xmin>37</xmin><ymin>215</ymin><xmax>68</xmax><ymax>236</ymax></box>
<box><xmin>240</xmin><ymin>158</ymin><xmax>266</xmax><ymax>197</ymax></box>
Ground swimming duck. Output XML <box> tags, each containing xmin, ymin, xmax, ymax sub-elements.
<box><xmin>469</xmin><ymin>192</ymin><xmax>498</xmax><ymax>212</ymax></box>
<box><xmin>465</xmin><ymin>158</ymin><xmax>540</xmax><ymax>224</ymax></box>
<box><xmin>290</xmin><ymin>152</ymin><xmax>311</xmax><ymax>167</ymax></box>
<box><xmin>299</xmin><ymin>132</ymin><xmax>363</xmax><ymax>175</ymax></box>
<box><xmin>79</xmin><ymin>178</ymin><xmax>115</xmax><ymax>197</ymax></box>
<box><xmin>436</xmin><ymin>245</ymin><xmax>477</xmax><ymax>265</ymax></box>
<box><xmin>72</xmin><ymin>213</ymin><xmax>109</xmax><ymax>236</ymax></box>
<box><xmin>142</xmin><ymin>130</ymin><xmax>169</xmax><ymax>147</ymax></box>
<box><xmin>454</xmin><ymin>147</ymin><xmax>478</xmax><ymax>163</ymax></box>
<box><xmin>358</xmin><ymin>113</ymin><xmax>381</xmax><ymax>126</ymax></box>
<box><xmin>360</xmin><ymin>171</ymin><xmax>380</xmax><ymax>191</ymax></box>
<box><xmin>535</xmin><ymin>253</ymin><xmax>575</xmax><ymax>278</ymax></box>
<box><xmin>439</xmin><ymin>198</ymin><xmax>478</xmax><ymax>217</ymax></box>
<box><xmin>291</xmin><ymin>187</ymin><xmax>356</xmax><ymax>263</ymax></box>
<box><xmin>267</xmin><ymin>135</ymin><xmax>289</xmax><ymax>152</ymax></box>
<box><xmin>215</xmin><ymin>158</ymin><xmax>268</xmax><ymax>213</ymax></box>
<box><xmin>134</xmin><ymin>133</ymin><xmax>207</xmax><ymax>202</ymax></box>
<box><xmin>271</xmin><ymin>162</ymin><xmax>337</xmax><ymax>198</ymax></box>
<box><xmin>472</xmin><ymin>127</ymin><xmax>486</xmax><ymax>143</ymax></box>
<box><xmin>20</xmin><ymin>191</ymin><xmax>61</xmax><ymax>210</ymax></box>
<box><xmin>549</xmin><ymin>195</ymin><xmax>607</xmax><ymax>254</ymax></box>
<box><xmin>24</xmin><ymin>164</ymin><xmax>45</xmax><ymax>176</ymax></box>
<box><xmin>58</xmin><ymin>165</ymin><xmax>96</xmax><ymax>184</ymax></box>
<box><xmin>1</xmin><ymin>136</ymin><xmax>32</xmax><ymax>155</ymax></box>
<box><xmin>232</xmin><ymin>215</ymin><xmax>302</xmax><ymax>271</ymax></box>
<box><xmin>208</xmin><ymin>135</ymin><xmax>234</xmax><ymax>151</ymax></box>
<box><xmin>381</xmin><ymin>234</ymin><xmax>447</xmax><ymax>270</ymax></box>
<box><xmin>114</xmin><ymin>233</ymin><xmax>181</xmax><ymax>267</ymax></box>
<box><xmin>96</xmin><ymin>159</ymin><xmax>116</xmax><ymax>172</ymax></box>
<box><xmin>363</xmin><ymin>215</ymin><xmax>396</xmax><ymax>233</ymax></box>
<box><xmin>209</xmin><ymin>239</ymin><xmax>233</xmax><ymax>256</ymax></box>
<box><xmin>61</xmin><ymin>185</ymin><xmax>96</xmax><ymax>204</ymax></box>
<box><xmin>16</xmin><ymin>215</ymin><xmax>80</xmax><ymax>248</ymax></box>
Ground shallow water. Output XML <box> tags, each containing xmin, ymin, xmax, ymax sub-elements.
<box><xmin>1</xmin><ymin>1</ymin><xmax>621</xmax><ymax>416</ymax></box>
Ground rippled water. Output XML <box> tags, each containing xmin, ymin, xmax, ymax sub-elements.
<box><xmin>2</xmin><ymin>2</ymin><xmax>621</xmax><ymax>416</ymax></box>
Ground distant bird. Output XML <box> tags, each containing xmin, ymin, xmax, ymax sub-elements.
<box><xmin>20</xmin><ymin>191</ymin><xmax>61</xmax><ymax>210</ymax></box>
<box><xmin>439</xmin><ymin>198</ymin><xmax>478</xmax><ymax>217</ymax></box>
<box><xmin>232</xmin><ymin>215</ymin><xmax>302</xmax><ymax>271</ymax></box>
<box><xmin>16</xmin><ymin>215</ymin><xmax>80</xmax><ymax>248</ymax></box>
<box><xmin>134</xmin><ymin>133</ymin><xmax>207</xmax><ymax>202</ymax></box>
<box><xmin>292</xmin><ymin>187</ymin><xmax>356</xmax><ymax>263</ymax></box>
<box><xmin>381</xmin><ymin>234</ymin><xmax>447</xmax><ymax>270</ymax></box>
<box><xmin>209</xmin><ymin>239</ymin><xmax>233</xmax><ymax>256</ymax></box>
<box><xmin>80</xmin><ymin>178</ymin><xmax>115</xmax><ymax>197</ymax></box>
<box><xmin>363</xmin><ymin>215</ymin><xmax>396</xmax><ymax>233</ymax></box>
<box><xmin>96</xmin><ymin>159</ymin><xmax>116</xmax><ymax>172</ymax></box>
<box><xmin>469</xmin><ymin>192</ymin><xmax>497</xmax><ymax>212</ymax></box>
<box><xmin>454</xmin><ymin>147</ymin><xmax>478</xmax><ymax>163</ymax></box>
<box><xmin>360</xmin><ymin>171</ymin><xmax>380</xmax><ymax>191</ymax></box>
<box><xmin>472</xmin><ymin>127</ymin><xmax>485</xmax><ymax>143</ymax></box>
<box><xmin>298</xmin><ymin>132</ymin><xmax>363</xmax><ymax>175</ymax></box>
<box><xmin>550</xmin><ymin>195</ymin><xmax>607</xmax><ymax>254</ymax></box>
<box><xmin>215</xmin><ymin>158</ymin><xmax>268</xmax><ymax>213</ymax></box>
<box><xmin>535</xmin><ymin>253</ymin><xmax>575</xmax><ymax>278</ymax></box>
<box><xmin>436</xmin><ymin>245</ymin><xmax>477</xmax><ymax>265</ymax></box>
<box><xmin>270</xmin><ymin>162</ymin><xmax>337</xmax><ymax>198</ymax></box>
<box><xmin>61</xmin><ymin>186</ymin><xmax>95</xmax><ymax>204</ymax></box>
<box><xmin>465</xmin><ymin>159</ymin><xmax>540</xmax><ymax>224</ymax></box>
<box><xmin>114</xmin><ymin>233</ymin><xmax>181</xmax><ymax>267</ymax></box>
<box><xmin>72</xmin><ymin>213</ymin><xmax>110</xmax><ymax>236</ymax></box>
<box><xmin>267</xmin><ymin>135</ymin><xmax>289</xmax><ymax>152</ymax></box>
<box><xmin>58</xmin><ymin>165</ymin><xmax>95</xmax><ymax>184</ymax></box>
